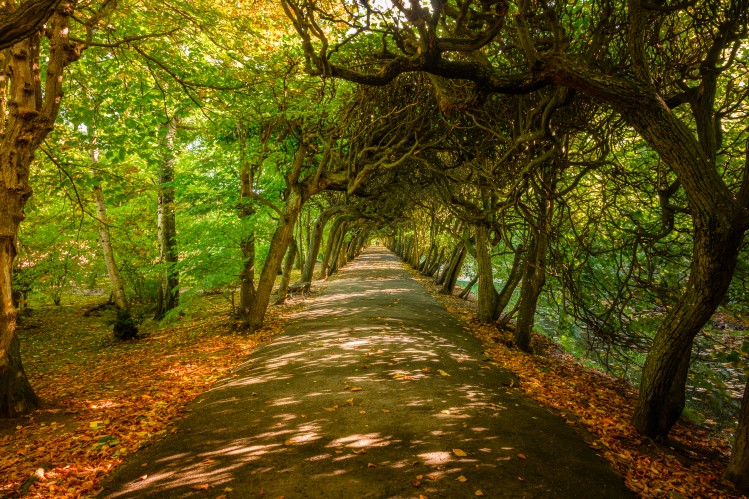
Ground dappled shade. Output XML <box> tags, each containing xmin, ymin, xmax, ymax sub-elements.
<box><xmin>102</xmin><ymin>248</ymin><xmax>630</xmax><ymax>498</ymax></box>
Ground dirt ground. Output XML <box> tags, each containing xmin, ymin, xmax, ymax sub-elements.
<box><xmin>99</xmin><ymin>247</ymin><xmax>631</xmax><ymax>498</ymax></box>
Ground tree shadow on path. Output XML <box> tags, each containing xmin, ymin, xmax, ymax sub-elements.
<box><xmin>100</xmin><ymin>247</ymin><xmax>632</xmax><ymax>498</ymax></box>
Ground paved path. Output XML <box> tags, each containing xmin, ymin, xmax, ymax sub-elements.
<box><xmin>101</xmin><ymin>247</ymin><xmax>631</xmax><ymax>498</ymax></box>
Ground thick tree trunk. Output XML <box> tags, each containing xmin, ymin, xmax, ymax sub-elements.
<box><xmin>514</xmin><ymin>176</ymin><xmax>553</xmax><ymax>352</ymax></box>
<box><xmin>245</xmin><ymin>192</ymin><xmax>303</xmax><ymax>331</ymax></box>
<box><xmin>0</xmin><ymin>4</ymin><xmax>79</xmax><ymax>417</ymax></box>
<box><xmin>632</xmin><ymin>212</ymin><xmax>745</xmax><ymax>436</ymax></box>
<box><xmin>0</xmin><ymin>238</ymin><xmax>39</xmax><ymax>417</ymax></box>
<box><xmin>154</xmin><ymin>117</ymin><xmax>179</xmax><ymax>320</ymax></box>
<box><xmin>726</xmin><ymin>378</ymin><xmax>749</xmax><ymax>493</ymax></box>
<box><xmin>475</xmin><ymin>225</ymin><xmax>500</xmax><ymax>323</ymax></box>
<box><xmin>275</xmin><ymin>239</ymin><xmax>298</xmax><ymax>305</ymax></box>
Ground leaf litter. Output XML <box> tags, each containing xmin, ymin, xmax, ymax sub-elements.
<box><xmin>1</xmin><ymin>294</ymin><xmax>301</xmax><ymax>497</ymax></box>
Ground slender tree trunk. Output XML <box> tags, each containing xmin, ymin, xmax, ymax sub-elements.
<box><xmin>495</xmin><ymin>244</ymin><xmax>525</xmax><ymax>320</ymax></box>
<box><xmin>301</xmin><ymin>206</ymin><xmax>342</xmax><ymax>283</ymax></box>
<box><xmin>425</xmin><ymin>247</ymin><xmax>444</xmax><ymax>277</ymax></box>
<box><xmin>237</xmin><ymin>125</ymin><xmax>258</xmax><ymax>322</ymax></box>
<box><xmin>295</xmin><ymin>215</ymin><xmax>304</xmax><ymax>270</ymax></box>
<box><xmin>458</xmin><ymin>275</ymin><xmax>478</xmax><ymax>300</ymax></box>
<box><xmin>514</xmin><ymin>228</ymin><xmax>548</xmax><ymax>352</ymax></box>
<box><xmin>245</xmin><ymin>192</ymin><xmax>303</xmax><ymax>331</ymax></box>
<box><xmin>329</xmin><ymin>223</ymin><xmax>348</xmax><ymax>276</ymax></box>
<box><xmin>436</xmin><ymin>244</ymin><xmax>461</xmax><ymax>286</ymax></box>
<box><xmin>726</xmin><ymin>378</ymin><xmax>749</xmax><ymax>493</ymax></box>
<box><xmin>92</xmin><ymin>178</ymin><xmax>137</xmax><ymax>340</ymax></box>
<box><xmin>320</xmin><ymin>217</ymin><xmax>347</xmax><ymax>279</ymax></box>
<box><xmin>440</xmin><ymin>244</ymin><xmax>466</xmax><ymax>295</ymax></box>
<box><xmin>275</xmin><ymin>239</ymin><xmax>298</xmax><ymax>305</ymax></box>
<box><xmin>154</xmin><ymin>116</ymin><xmax>179</xmax><ymax>320</ymax></box>
<box><xmin>475</xmin><ymin>225</ymin><xmax>500</xmax><ymax>322</ymax></box>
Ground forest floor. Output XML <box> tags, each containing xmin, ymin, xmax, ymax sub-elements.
<box><xmin>0</xmin><ymin>247</ymin><xmax>743</xmax><ymax>498</ymax></box>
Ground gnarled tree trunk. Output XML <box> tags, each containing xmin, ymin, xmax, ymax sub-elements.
<box><xmin>475</xmin><ymin>225</ymin><xmax>499</xmax><ymax>323</ymax></box>
<box><xmin>1</xmin><ymin>3</ymin><xmax>81</xmax><ymax>417</ymax></box>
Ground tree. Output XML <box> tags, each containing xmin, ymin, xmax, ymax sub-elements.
<box><xmin>0</xmin><ymin>0</ymin><xmax>82</xmax><ymax>417</ymax></box>
<box><xmin>281</xmin><ymin>0</ymin><xmax>749</xmax><ymax>441</ymax></box>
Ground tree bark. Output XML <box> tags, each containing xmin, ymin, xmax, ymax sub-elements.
<box><xmin>154</xmin><ymin>116</ymin><xmax>179</xmax><ymax>320</ymax></box>
<box><xmin>302</xmin><ymin>206</ymin><xmax>343</xmax><ymax>283</ymax></box>
<box><xmin>0</xmin><ymin>238</ymin><xmax>39</xmax><ymax>417</ymax></box>
<box><xmin>475</xmin><ymin>225</ymin><xmax>500</xmax><ymax>323</ymax></box>
<box><xmin>0</xmin><ymin>3</ymin><xmax>81</xmax><ymax>417</ymax></box>
<box><xmin>0</xmin><ymin>0</ymin><xmax>62</xmax><ymax>50</ymax></box>
<box><xmin>440</xmin><ymin>243</ymin><xmax>466</xmax><ymax>295</ymax></box>
<box><xmin>245</xmin><ymin>191</ymin><xmax>303</xmax><ymax>331</ymax></box>
<box><xmin>632</xmin><ymin>212</ymin><xmax>745</xmax><ymax>436</ymax></box>
<box><xmin>329</xmin><ymin>222</ymin><xmax>348</xmax><ymax>276</ymax></box>
<box><xmin>495</xmin><ymin>244</ymin><xmax>525</xmax><ymax>320</ymax></box>
<box><xmin>436</xmin><ymin>244</ymin><xmax>461</xmax><ymax>286</ymax></box>
<box><xmin>319</xmin><ymin>216</ymin><xmax>347</xmax><ymax>279</ymax></box>
<box><xmin>275</xmin><ymin>239</ymin><xmax>298</xmax><ymax>305</ymax></box>
<box><xmin>726</xmin><ymin>377</ymin><xmax>749</xmax><ymax>493</ymax></box>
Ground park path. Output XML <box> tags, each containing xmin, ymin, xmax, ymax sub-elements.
<box><xmin>101</xmin><ymin>247</ymin><xmax>631</xmax><ymax>498</ymax></box>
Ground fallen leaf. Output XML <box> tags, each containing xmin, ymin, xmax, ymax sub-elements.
<box><xmin>191</xmin><ymin>483</ymin><xmax>210</xmax><ymax>490</ymax></box>
<box><xmin>283</xmin><ymin>439</ymin><xmax>294</xmax><ymax>446</ymax></box>
<box><xmin>350</xmin><ymin>387</ymin><xmax>363</xmax><ymax>391</ymax></box>
<box><xmin>367</xmin><ymin>463</ymin><xmax>377</xmax><ymax>468</ymax></box>
<box><xmin>517</xmin><ymin>453</ymin><xmax>527</xmax><ymax>460</ymax></box>
<box><xmin>457</xmin><ymin>475</ymin><xmax>468</xmax><ymax>483</ymax></box>
<box><xmin>438</xmin><ymin>370</ymin><xmax>451</xmax><ymax>377</ymax></box>
<box><xmin>353</xmin><ymin>449</ymin><xmax>367</xmax><ymax>455</ymax></box>
<box><xmin>475</xmin><ymin>491</ymin><xmax>484</xmax><ymax>497</ymax></box>
<box><xmin>382</xmin><ymin>409</ymin><xmax>390</xmax><ymax>413</ymax></box>
<box><xmin>412</xmin><ymin>477</ymin><xmax>422</xmax><ymax>487</ymax></box>
<box><xmin>453</xmin><ymin>448</ymin><xmax>467</xmax><ymax>457</ymax></box>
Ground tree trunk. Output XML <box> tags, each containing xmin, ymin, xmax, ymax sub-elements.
<box><xmin>514</xmin><ymin>227</ymin><xmax>548</xmax><ymax>352</ymax></box>
<box><xmin>237</xmin><ymin>126</ymin><xmax>258</xmax><ymax>322</ymax></box>
<box><xmin>154</xmin><ymin>116</ymin><xmax>179</xmax><ymax>320</ymax></box>
<box><xmin>436</xmin><ymin>244</ymin><xmax>461</xmax><ymax>286</ymax></box>
<box><xmin>245</xmin><ymin>192</ymin><xmax>303</xmax><ymax>331</ymax></box>
<box><xmin>632</xmin><ymin>212</ymin><xmax>745</xmax><ymax>436</ymax></box>
<box><xmin>458</xmin><ymin>275</ymin><xmax>478</xmax><ymax>300</ymax></box>
<box><xmin>0</xmin><ymin>238</ymin><xmax>39</xmax><ymax>417</ymax></box>
<box><xmin>726</xmin><ymin>377</ymin><xmax>749</xmax><ymax>493</ymax></box>
<box><xmin>275</xmin><ymin>239</ymin><xmax>298</xmax><ymax>305</ymax></box>
<box><xmin>0</xmin><ymin>4</ymin><xmax>80</xmax><ymax>417</ymax></box>
<box><xmin>475</xmin><ymin>225</ymin><xmax>500</xmax><ymax>322</ymax></box>
<box><xmin>91</xmin><ymin>150</ymin><xmax>136</xmax><ymax>340</ymax></box>
<box><xmin>495</xmin><ymin>244</ymin><xmax>525</xmax><ymax>320</ymax></box>
<box><xmin>301</xmin><ymin>206</ymin><xmax>342</xmax><ymax>283</ymax></box>
<box><xmin>440</xmin><ymin>244</ymin><xmax>466</xmax><ymax>295</ymax></box>
<box><xmin>329</xmin><ymin>223</ymin><xmax>348</xmax><ymax>276</ymax></box>
<box><xmin>425</xmin><ymin>247</ymin><xmax>444</xmax><ymax>277</ymax></box>
<box><xmin>320</xmin><ymin>217</ymin><xmax>347</xmax><ymax>279</ymax></box>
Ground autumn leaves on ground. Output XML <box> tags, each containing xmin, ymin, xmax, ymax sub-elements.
<box><xmin>0</xmin><ymin>253</ymin><xmax>741</xmax><ymax>498</ymax></box>
<box><xmin>0</xmin><ymin>295</ymin><xmax>303</xmax><ymax>498</ymax></box>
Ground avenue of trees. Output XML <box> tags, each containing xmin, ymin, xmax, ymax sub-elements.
<box><xmin>1</xmin><ymin>0</ymin><xmax>748</xmax><ymax>491</ymax></box>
